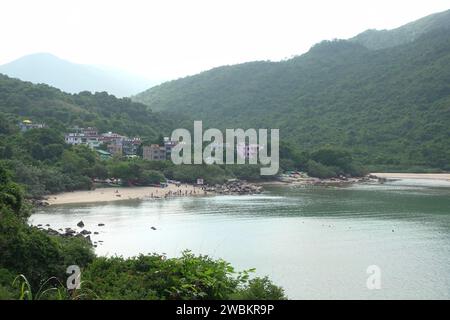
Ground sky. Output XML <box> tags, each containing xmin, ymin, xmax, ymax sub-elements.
<box><xmin>1</xmin><ymin>0</ymin><xmax>450</xmax><ymax>82</ymax></box>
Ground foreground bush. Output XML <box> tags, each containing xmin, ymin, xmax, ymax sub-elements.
<box><xmin>2</xmin><ymin>252</ymin><xmax>286</xmax><ymax>300</ymax></box>
<box><xmin>231</xmin><ymin>277</ymin><xmax>286</xmax><ymax>300</ymax></box>
<box><xmin>81</xmin><ymin>252</ymin><xmax>286</xmax><ymax>300</ymax></box>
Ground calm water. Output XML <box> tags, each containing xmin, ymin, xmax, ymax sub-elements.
<box><xmin>30</xmin><ymin>179</ymin><xmax>450</xmax><ymax>299</ymax></box>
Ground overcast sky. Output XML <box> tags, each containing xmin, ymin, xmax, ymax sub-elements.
<box><xmin>1</xmin><ymin>0</ymin><xmax>450</xmax><ymax>82</ymax></box>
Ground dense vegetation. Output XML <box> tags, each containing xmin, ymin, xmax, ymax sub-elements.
<box><xmin>134</xmin><ymin>12</ymin><xmax>450</xmax><ymax>172</ymax></box>
<box><xmin>0</xmin><ymin>163</ymin><xmax>95</xmax><ymax>299</ymax></box>
<box><xmin>0</xmin><ymin>164</ymin><xmax>286</xmax><ymax>300</ymax></box>
<box><xmin>0</xmin><ymin>123</ymin><xmax>104</xmax><ymax>197</ymax></box>
<box><xmin>0</xmin><ymin>74</ymin><xmax>172</xmax><ymax>138</ymax></box>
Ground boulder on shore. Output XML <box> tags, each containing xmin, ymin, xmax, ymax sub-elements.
<box><xmin>46</xmin><ymin>228</ymin><xmax>59</xmax><ymax>236</ymax></box>
<box><xmin>204</xmin><ymin>180</ymin><xmax>263</xmax><ymax>195</ymax></box>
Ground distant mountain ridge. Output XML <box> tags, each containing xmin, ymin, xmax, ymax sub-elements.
<box><xmin>0</xmin><ymin>53</ymin><xmax>157</xmax><ymax>97</ymax></box>
<box><xmin>133</xmin><ymin>9</ymin><xmax>450</xmax><ymax>169</ymax></box>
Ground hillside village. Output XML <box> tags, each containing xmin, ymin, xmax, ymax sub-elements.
<box><xmin>65</xmin><ymin>126</ymin><xmax>178</xmax><ymax>161</ymax></box>
<box><xmin>19</xmin><ymin>119</ymin><xmax>178</xmax><ymax>161</ymax></box>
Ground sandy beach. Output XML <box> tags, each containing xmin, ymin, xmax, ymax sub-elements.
<box><xmin>46</xmin><ymin>184</ymin><xmax>208</xmax><ymax>205</ymax></box>
<box><xmin>372</xmin><ymin>173</ymin><xmax>450</xmax><ymax>181</ymax></box>
<box><xmin>45</xmin><ymin>173</ymin><xmax>450</xmax><ymax>205</ymax></box>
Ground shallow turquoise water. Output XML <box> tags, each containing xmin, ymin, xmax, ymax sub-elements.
<box><xmin>30</xmin><ymin>179</ymin><xmax>450</xmax><ymax>299</ymax></box>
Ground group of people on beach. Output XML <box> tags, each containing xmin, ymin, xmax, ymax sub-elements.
<box><xmin>147</xmin><ymin>184</ymin><xmax>208</xmax><ymax>199</ymax></box>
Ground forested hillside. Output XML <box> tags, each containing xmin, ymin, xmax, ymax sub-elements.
<box><xmin>0</xmin><ymin>74</ymin><xmax>172</xmax><ymax>138</ymax></box>
<box><xmin>134</xmin><ymin>12</ymin><xmax>450</xmax><ymax>170</ymax></box>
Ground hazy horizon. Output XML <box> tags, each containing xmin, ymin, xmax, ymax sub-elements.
<box><xmin>1</xmin><ymin>0</ymin><xmax>450</xmax><ymax>82</ymax></box>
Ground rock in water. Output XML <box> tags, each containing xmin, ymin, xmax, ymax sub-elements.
<box><xmin>46</xmin><ymin>228</ymin><xmax>59</xmax><ymax>236</ymax></box>
<box><xmin>77</xmin><ymin>221</ymin><xmax>85</xmax><ymax>228</ymax></box>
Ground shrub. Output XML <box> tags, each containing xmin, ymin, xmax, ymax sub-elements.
<box><xmin>82</xmin><ymin>251</ymin><xmax>284</xmax><ymax>300</ymax></box>
<box><xmin>306</xmin><ymin>160</ymin><xmax>337</xmax><ymax>178</ymax></box>
<box><xmin>137</xmin><ymin>170</ymin><xmax>166</xmax><ymax>185</ymax></box>
<box><xmin>232</xmin><ymin>276</ymin><xmax>287</xmax><ymax>300</ymax></box>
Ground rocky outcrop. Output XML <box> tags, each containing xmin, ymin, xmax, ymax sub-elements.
<box><xmin>29</xmin><ymin>199</ymin><xmax>50</xmax><ymax>207</ymax></box>
<box><xmin>34</xmin><ymin>225</ymin><xmax>95</xmax><ymax>245</ymax></box>
<box><xmin>203</xmin><ymin>180</ymin><xmax>263</xmax><ymax>195</ymax></box>
<box><xmin>276</xmin><ymin>173</ymin><xmax>382</xmax><ymax>186</ymax></box>
<box><xmin>79</xmin><ymin>229</ymin><xmax>91</xmax><ymax>235</ymax></box>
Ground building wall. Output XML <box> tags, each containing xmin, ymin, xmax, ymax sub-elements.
<box><xmin>108</xmin><ymin>143</ymin><xmax>123</xmax><ymax>156</ymax></box>
<box><xmin>143</xmin><ymin>145</ymin><xmax>166</xmax><ymax>161</ymax></box>
<box><xmin>164</xmin><ymin>140</ymin><xmax>177</xmax><ymax>159</ymax></box>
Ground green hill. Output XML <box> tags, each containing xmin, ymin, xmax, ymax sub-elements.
<box><xmin>134</xmin><ymin>11</ymin><xmax>450</xmax><ymax>170</ymax></box>
<box><xmin>0</xmin><ymin>74</ymin><xmax>172</xmax><ymax>138</ymax></box>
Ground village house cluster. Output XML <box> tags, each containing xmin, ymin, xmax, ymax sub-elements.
<box><xmin>64</xmin><ymin>126</ymin><xmax>176</xmax><ymax>161</ymax></box>
<box><xmin>18</xmin><ymin>120</ymin><xmax>265</xmax><ymax>165</ymax></box>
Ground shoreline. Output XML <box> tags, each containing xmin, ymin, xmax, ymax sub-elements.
<box><xmin>261</xmin><ymin>172</ymin><xmax>450</xmax><ymax>187</ymax></box>
<box><xmin>41</xmin><ymin>173</ymin><xmax>450</xmax><ymax>206</ymax></box>
<box><xmin>44</xmin><ymin>184</ymin><xmax>209</xmax><ymax>206</ymax></box>
<box><xmin>371</xmin><ymin>173</ymin><xmax>450</xmax><ymax>181</ymax></box>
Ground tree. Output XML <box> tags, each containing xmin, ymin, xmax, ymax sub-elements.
<box><xmin>311</xmin><ymin>148</ymin><xmax>352</xmax><ymax>171</ymax></box>
<box><xmin>0</xmin><ymin>115</ymin><xmax>15</xmax><ymax>135</ymax></box>
<box><xmin>138</xmin><ymin>170</ymin><xmax>166</xmax><ymax>185</ymax></box>
<box><xmin>306</xmin><ymin>160</ymin><xmax>337</xmax><ymax>179</ymax></box>
<box><xmin>0</xmin><ymin>164</ymin><xmax>24</xmax><ymax>217</ymax></box>
<box><xmin>155</xmin><ymin>134</ymin><xmax>165</xmax><ymax>145</ymax></box>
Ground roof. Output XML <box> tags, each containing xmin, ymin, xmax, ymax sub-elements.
<box><xmin>95</xmin><ymin>149</ymin><xmax>112</xmax><ymax>156</ymax></box>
